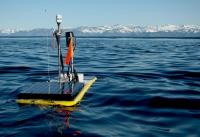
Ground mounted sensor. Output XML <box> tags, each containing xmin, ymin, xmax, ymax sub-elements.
<box><xmin>56</xmin><ymin>14</ymin><xmax>62</xmax><ymax>24</ymax></box>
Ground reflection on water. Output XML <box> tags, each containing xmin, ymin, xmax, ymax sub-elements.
<box><xmin>55</xmin><ymin>107</ymin><xmax>82</xmax><ymax>136</ymax></box>
<box><xmin>56</xmin><ymin>107</ymin><xmax>74</xmax><ymax>129</ymax></box>
<box><xmin>39</xmin><ymin>106</ymin><xmax>81</xmax><ymax>136</ymax></box>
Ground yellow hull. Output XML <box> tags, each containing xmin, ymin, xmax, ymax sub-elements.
<box><xmin>16</xmin><ymin>77</ymin><xmax>97</xmax><ymax>107</ymax></box>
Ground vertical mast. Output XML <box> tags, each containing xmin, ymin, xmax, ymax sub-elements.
<box><xmin>70</xmin><ymin>33</ymin><xmax>74</xmax><ymax>75</ymax></box>
<box><xmin>56</xmin><ymin>14</ymin><xmax>62</xmax><ymax>86</ymax></box>
<box><xmin>71</xmin><ymin>37</ymin><xmax>74</xmax><ymax>75</ymax></box>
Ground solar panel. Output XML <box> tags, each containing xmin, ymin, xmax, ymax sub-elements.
<box><xmin>18</xmin><ymin>81</ymin><xmax>84</xmax><ymax>101</ymax></box>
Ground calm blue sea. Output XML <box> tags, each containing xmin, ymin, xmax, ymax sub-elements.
<box><xmin>0</xmin><ymin>37</ymin><xmax>200</xmax><ymax>137</ymax></box>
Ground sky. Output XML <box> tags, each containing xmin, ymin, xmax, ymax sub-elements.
<box><xmin>0</xmin><ymin>0</ymin><xmax>200</xmax><ymax>29</ymax></box>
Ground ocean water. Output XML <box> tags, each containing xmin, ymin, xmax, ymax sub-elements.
<box><xmin>0</xmin><ymin>37</ymin><xmax>200</xmax><ymax>137</ymax></box>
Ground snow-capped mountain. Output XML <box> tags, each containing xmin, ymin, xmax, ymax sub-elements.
<box><xmin>71</xmin><ymin>24</ymin><xmax>200</xmax><ymax>37</ymax></box>
<box><xmin>72</xmin><ymin>24</ymin><xmax>200</xmax><ymax>34</ymax></box>
<box><xmin>0</xmin><ymin>28</ymin><xmax>18</xmax><ymax>35</ymax></box>
<box><xmin>1</xmin><ymin>25</ymin><xmax>200</xmax><ymax>37</ymax></box>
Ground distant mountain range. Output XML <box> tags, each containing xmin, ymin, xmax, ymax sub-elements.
<box><xmin>1</xmin><ymin>24</ymin><xmax>200</xmax><ymax>37</ymax></box>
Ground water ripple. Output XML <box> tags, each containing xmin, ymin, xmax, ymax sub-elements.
<box><xmin>0</xmin><ymin>37</ymin><xmax>200</xmax><ymax>136</ymax></box>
